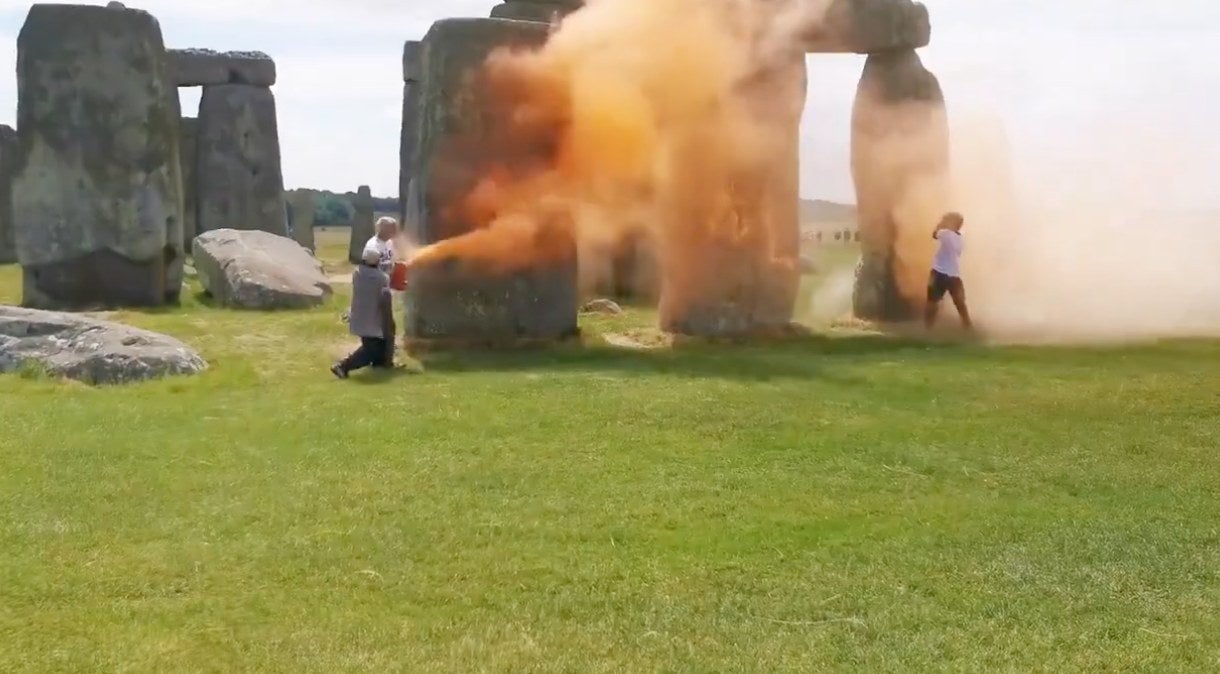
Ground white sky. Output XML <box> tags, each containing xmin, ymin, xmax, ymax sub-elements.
<box><xmin>0</xmin><ymin>0</ymin><xmax>1217</xmax><ymax>210</ymax></box>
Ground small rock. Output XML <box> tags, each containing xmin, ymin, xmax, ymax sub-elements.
<box><xmin>0</xmin><ymin>306</ymin><xmax>206</xmax><ymax>385</ymax></box>
<box><xmin>581</xmin><ymin>299</ymin><xmax>623</xmax><ymax>315</ymax></box>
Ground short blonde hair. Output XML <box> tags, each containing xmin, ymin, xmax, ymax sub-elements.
<box><xmin>376</xmin><ymin>216</ymin><xmax>399</xmax><ymax>234</ymax></box>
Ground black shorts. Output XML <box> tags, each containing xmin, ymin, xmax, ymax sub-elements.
<box><xmin>927</xmin><ymin>270</ymin><xmax>963</xmax><ymax>302</ymax></box>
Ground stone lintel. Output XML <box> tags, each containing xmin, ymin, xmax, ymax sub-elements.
<box><xmin>403</xmin><ymin>40</ymin><xmax>422</xmax><ymax>83</ymax></box>
<box><xmin>489</xmin><ymin>0</ymin><xmax>581</xmax><ymax>23</ymax></box>
<box><xmin>802</xmin><ymin>0</ymin><xmax>931</xmax><ymax>54</ymax></box>
<box><xmin>170</xmin><ymin>48</ymin><xmax>277</xmax><ymax>87</ymax></box>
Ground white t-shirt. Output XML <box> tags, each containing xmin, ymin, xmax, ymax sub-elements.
<box><xmin>363</xmin><ymin>236</ymin><xmax>395</xmax><ymax>271</ymax></box>
<box><xmin>932</xmin><ymin>229</ymin><xmax>963</xmax><ymax>277</ymax></box>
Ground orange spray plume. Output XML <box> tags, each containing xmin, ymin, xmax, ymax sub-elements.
<box><xmin>410</xmin><ymin>0</ymin><xmax>831</xmax><ymax>310</ymax></box>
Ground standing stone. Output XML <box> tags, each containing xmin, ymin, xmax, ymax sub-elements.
<box><xmin>405</xmin><ymin>18</ymin><xmax>577</xmax><ymax>344</ymax></box>
<box><xmin>658</xmin><ymin>55</ymin><xmax>806</xmax><ymax>336</ymax></box>
<box><xmin>399</xmin><ymin>41</ymin><xmax>421</xmax><ymax>233</ymax></box>
<box><xmin>0</xmin><ymin>126</ymin><xmax>18</xmax><ymax>265</ymax></box>
<box><xmin>197</xmin><ymin>84</ymin><xmax>286</xmax><ymax>237</ymax></box>
<box><xmin>348</xmin><ymin>185</ymin><xmax>375</xmax><ymax>264</ymax></box>
<box><xmin>13</xmin><ymin>3</ymin><xmax>185</xmax><ymax>309</ymax></box>
<box><xmin>179</xmin><ymin>116</ymin><xmax>199</xmax><ymax>246</ymax></box>
<box><xmin>286</xmin><ymin>191</ymin><xmax>315</xmax><ymax>252</ymax></box>
<box><xmin>850</xmin><ymin>48</ymin><xmax>949</xmax><ymax>322</ymax></box>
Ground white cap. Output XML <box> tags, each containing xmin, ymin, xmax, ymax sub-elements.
<box><xmin>362</xmin><ymin>246</ymin><xmax>382</xmax><ymax>265</ymax></box>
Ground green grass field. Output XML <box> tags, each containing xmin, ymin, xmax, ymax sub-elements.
<box><xmin>2</xmin><ymin>230</ymin><xmax>1218</xmax><ymax>672</ymax></box>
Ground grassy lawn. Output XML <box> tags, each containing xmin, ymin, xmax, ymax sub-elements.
<box><xmin>2</xmin><ymin>230</ymin><xmax>1219</xmax><ymax>671</ymax></box>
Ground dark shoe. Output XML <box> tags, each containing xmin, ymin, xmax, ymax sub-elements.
<box><xmin>330</xmin><ymin>364</ymin><xmax>348</xmax><ymax>380</ymax></box>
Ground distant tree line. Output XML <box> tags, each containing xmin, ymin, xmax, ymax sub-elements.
<box><xmin>287</xmin><ymin>189</ymin><xmax>400</xmax><ymax>227</ymax></box>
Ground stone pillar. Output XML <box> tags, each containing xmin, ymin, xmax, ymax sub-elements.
<box><xmin>0</xmin><ymin>125</ymin><xmax>17</xmax><ymax>265</ymax></box>
<box><xmin>179</xmin><ymin>116</ymin><xmax>198</xmax><ymax>246</ymax></box>
<box><xmin>348</xmin><ymin>186</ymin><xmax>375</xmax><ymax>264</ymax></box>
<box><xmin>286</xmin><ymin>191</ymin><xmax>316</xmax><ymax>253</ymax></box>
<box><xmin>13</xmin><ymin>4</ymin><xmax>185</xmax><ymax>309</ymax></box>
<box><xmin>850</xmin><ymin>48</ymin><xmax>949</xmax><ymax>322</ymax></box>
<box><xmin>196</xmin><ymin>83</ymin><xmax>287</xmax><ymax>237</ymax></box>
<box><xmin>399</xmin><ymin>41</ymin><xmax>421</xmax><ymax>234</ymax></box>
<box><xmin>658</xmin><ymin>55</ymin><xmax>807</xmax><ymax>336</ymax></box>
<box><xmin>405</xmin><ymin>18</ymin><xmax>577</xmax><ymax>345</ymax></box>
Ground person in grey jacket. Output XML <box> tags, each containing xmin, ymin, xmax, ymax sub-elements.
<box><xmin>332</xmin><ymin>247</ymin><xmax>396</xmax><ymax>379</ymax></box>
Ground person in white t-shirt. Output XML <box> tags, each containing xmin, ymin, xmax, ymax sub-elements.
<box><xmin>924</xmin><ymin>212</ymin><xmax>973</xmax><ymax>330</ymax></box>
<box><xmin>364</xmin><ymin>217</ymin><xmax>399</xmax><ymax>273</ymax></box>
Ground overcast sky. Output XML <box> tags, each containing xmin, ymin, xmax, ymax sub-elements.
<box><xmin>0</xmin><ymin>0</ymin><xmax>1216</xmax><ymax>210</ymax></box>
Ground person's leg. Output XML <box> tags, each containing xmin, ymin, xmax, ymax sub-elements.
<box><xmin>948</xmin><ymin>277</ymin><xmax>973</xmax><ymax>330</ymax></box>
<box><xmin>368</xmin><ymin>338</ymin><xmax>390</xmax><ymax>369</ymax></box>
<box><xmin>337</xmin><ymin>338</ymin><xmax>379</xmax><ymax>376</ymax></box>
<box><xmin>924</xmin><ymin>271</ymin><xmax>945</xmax><ymax>328</ymax></box>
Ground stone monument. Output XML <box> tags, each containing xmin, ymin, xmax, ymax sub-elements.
<box><xmin>0</xmin><ymin>125</ymin><xmax>17</xmax><ymax>265</ymax></box>
<box><xmin>286</xmin><ymin>191</ymin><xmax>316</xmax><ymax>253</ymax></box>
<box><xmin>348</xmin><ymin>186</ymin><xmax>375</xmax><ymax>264</ymax></box>
<box><xmin>399</xmin><ymin>0</ymin><xmax>947</xmax><ymax>336</ymax></box>
<box><xmin>402</xmin><ymin>14</ymin><xmax>578</xmax><ymax>345</ymax></box>
<box><xmin>176</xmin><ymin>50</ymin><xmax>287</xmax><ymax>237</ymax></box>
<box><xmin>13</xmin><ymin>3</ymin><xmax>185</xmax><ymax>309</ymax></box>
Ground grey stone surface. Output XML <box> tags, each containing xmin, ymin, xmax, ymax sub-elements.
<box><xmin>489</xmin><ymin>0</ymin><xmax>578</xmax><ymax>22</ymax></box>
<box><xmin>196</xmin><ymin>84</ymin><xmax>287</xmax><ymax>237</ymax></box>
<box><xmin>192</xmin><ymin>229</ymin><xmax>330</xmax><ymax>310</ymax></box>
<box><xmin>0</xmin><ymin>125</ymin><xmax>17</xmax><ymax>265</ymax></box>
<box><xmin>802</xmin><ymin>0</ymin><xmax>931</xmax><ymax>54</ymax></box>
<box><xmin>13</xmin><ymin>3</ymin><xmax>185</xmax><ymax>309</ymax></box>
<box><xmin>348</xmin><ymin>185</ymin><xmax>375</xmax><ymax>264</ymax></box>
<box><xmin>179</xmin><ymin>116</ymin><xmax>199</xmax><ymax>245</ymax></box>
<box><xmin>402</xmin><ymin>39</ymin><xmax>422</xmax><ymax>83</ymax></box>
<box><xmin>850</xmin><ymin>48</ymin><xmax>948</xmax><ymax>322</ymax></box>
<box><xmin>0</xmin><ymin>305</ymin><xmax>206</xmax><ymax>385</ymax></box>
<box><xmin>286</xmin><ymin>191</ymin><xmax>316</xmax><ymax>252</ymax></box>
<box><xmin>400</xmin><ymin>41</ymin><xmax>421</xmax><ymax>228</ymax></box>
<box><xmin>405</xmin><ymin>259</ymin><xmax>578</xmax><ymax>343</ymax></box>
<box><xmin>170</xmin><ymin>48</ymin><xmax>276</xmax><ymax>87</ymax></box>
<box><xmin>658</xmin><ymin>55</ymin><xmax>806</xmax><ymax>336</ymax></box>
<box><xmin>604</xmin><ymin>232</ymin><xmax>660</xmax><ymax>301</ymax></box>
<box><xmin>581</xmin><ymin>299</ymin><xmax>622</xmax><ymax>315</ymax></box>
<box><xmin>405</xmin><ymin>18</ymin><xmax>577</xmax><ymax>343</ymax></box>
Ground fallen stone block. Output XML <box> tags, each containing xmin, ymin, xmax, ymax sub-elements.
<box><xmin>0</xmin><ymin>305</ymin><xmax>207</xmax><ymax>385</ymax></box>
<box><xmin>192</xmin><ymin>229</ymin><xmax>331</xmax><ymax>310</ymax></box>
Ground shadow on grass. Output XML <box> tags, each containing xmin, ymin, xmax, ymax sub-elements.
<box><xmin>417</xmin><ymin>333</ymin><xmax>968</xmax><ymax>383</ymax></box>
<box><xmin>346</xmin><ymin>365</ymin><xmax>423</xmax><ymax>385</ymax></box>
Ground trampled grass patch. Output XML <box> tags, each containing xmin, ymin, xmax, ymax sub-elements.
<box><xmin>1</xmin><ymin>232</ymin><xmax>1218</xmax><ymax>671</ymax></box>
